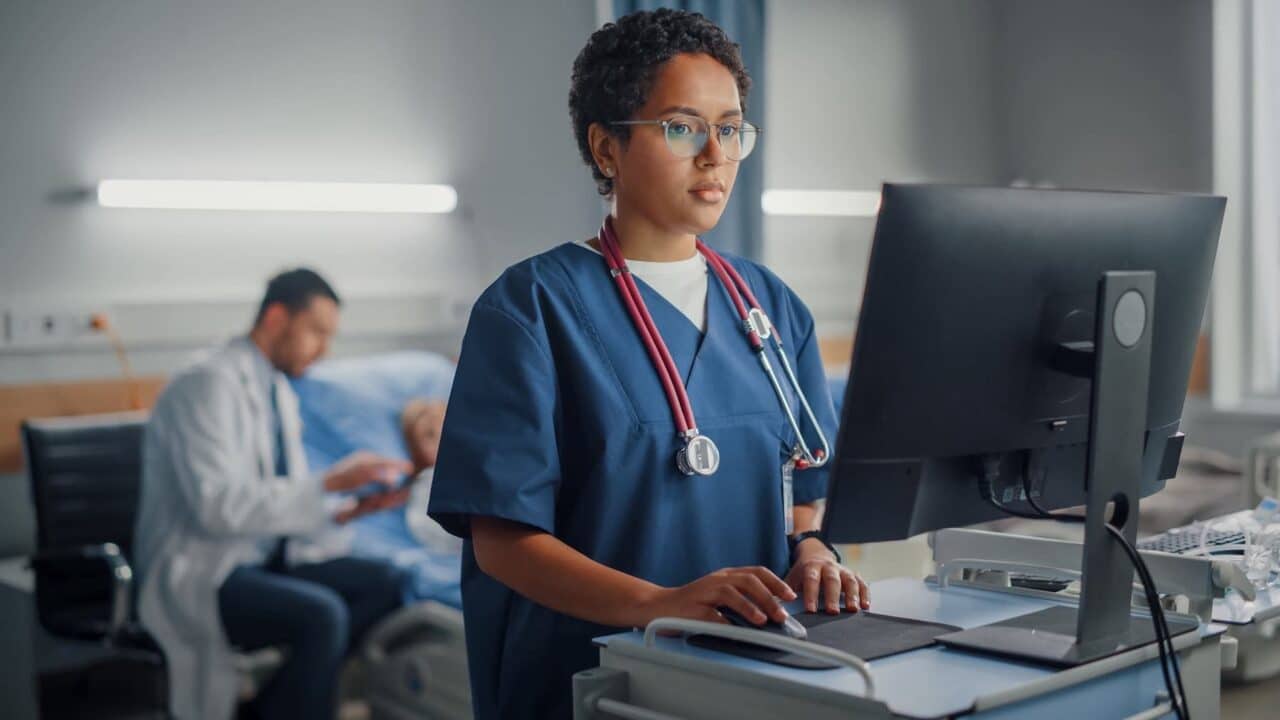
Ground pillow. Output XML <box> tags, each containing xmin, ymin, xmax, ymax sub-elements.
<box><xmin>291</xmin><ymin>351</ymin><xmax>456</xmax><ymax>473</ymax></box>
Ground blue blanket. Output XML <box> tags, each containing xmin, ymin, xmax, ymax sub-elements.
<box><xmin>291</xmin><ymin>351</ymin><xmax>462</xmax><ymax>609</ymax></box>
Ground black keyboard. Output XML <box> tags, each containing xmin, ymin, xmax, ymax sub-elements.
<box><xmin>1137</xmin><ymin>529</ymin><xmax>1246</xmax><ymax>555</ymax></box>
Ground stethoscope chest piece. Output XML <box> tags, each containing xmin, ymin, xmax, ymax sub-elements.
<box><xmin>676</xmin><ymin>434</ymin><xmax>721</xmax><ymax>476</ymax></box>
<box><xmin>595</xmin><ymin>215</ymin><xmax>828</xmax><ymax>478</ymax></box>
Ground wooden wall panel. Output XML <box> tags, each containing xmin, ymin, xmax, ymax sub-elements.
<box><xmin>0</xmin><ymin>377</ymin><xmax>166</xmax><ymax>473</ymax></box>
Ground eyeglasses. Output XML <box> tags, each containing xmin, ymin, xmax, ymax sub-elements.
<box><xmin>611</xmin><ymin>114</ymin><xmax>760</xmax><ymax>161</ymax></box>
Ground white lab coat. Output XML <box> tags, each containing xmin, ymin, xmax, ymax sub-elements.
<box><xmin>134</xmin><ymin>338</ymin><xmax>331</xmax><ymax>720</ymax></box>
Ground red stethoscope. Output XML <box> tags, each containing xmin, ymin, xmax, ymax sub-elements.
<box><xmin>596</xmin><ymin>215</ymin><xmax>830</xmax><ymax>478</ymax></box>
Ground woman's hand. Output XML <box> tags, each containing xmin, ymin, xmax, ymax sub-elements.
<box><xmin>634</xmin><ymin>566</ymin><xmax>797</xmax><ymax>627</ymax></box>
<box><xmin>784</xmin><ymin>539</ymin><xmax>870</xmax><ymax>614</ymax></box>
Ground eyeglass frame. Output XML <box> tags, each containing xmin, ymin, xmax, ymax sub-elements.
<box><xmin>609</xmin><ymin>114</ymin><xmax>761</xmax><ymax>161</ymax></box>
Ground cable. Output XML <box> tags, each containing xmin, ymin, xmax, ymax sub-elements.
<box><xmin>1018</xmin><ymin>476</ymin><xmax>1188</xmax><ymax>720</ymax></box>
<box><xmin>90</xmin><ymin>313</ymin><xmax>143</xmax><ymax>411</ymax></box>
<box><xmin>1105</xmin><ymin>522</ymin><xmax>1190</xmax><ymax>720</ymax></box>
<box><xmin>1014</xmin><ymin>482</ymin><xmax>1188</xmax><ymax>720</ymax></box>
<box><xmin>977</xmin><ymin>458</ymin><xmax>1189</xmax><ymax>720</ymax></box>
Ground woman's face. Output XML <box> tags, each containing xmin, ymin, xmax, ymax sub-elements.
<box><xmin>610</xmin><ymin>53</ymin><xmax>744</xmax><ymax>236</ymax></box>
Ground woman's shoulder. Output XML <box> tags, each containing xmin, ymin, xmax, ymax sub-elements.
<box><xmin>716</xmin><ymin>250</ymin><xmax>785</xmax><ymax>290</ymax></box>
<box><xmin>471</xmin><ymin>241</ymin><xmax>598</xmax><ymax>328</ymax></box>
<box><xmin>715</xmin><ymin>249</ymin><xmax>815</xmax><ymax>332</ymax></box>
<box><xmin>715</xmin><ymin>250</ymin><xmax>800</xmax><ymax>305</ymax></box>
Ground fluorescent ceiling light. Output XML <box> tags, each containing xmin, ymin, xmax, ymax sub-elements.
<box><xmin>97</xmin><ymin>180</ymin><xmax>458</xmax><ymax>214</ymax></box>
<box><xmin>761</xmin><ymin>189</ymin><xmax>881</xmax><ymax>217</ymax></box>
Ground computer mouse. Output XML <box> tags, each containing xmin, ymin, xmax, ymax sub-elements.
<box><xmin>717</xmin><ymin>603</ymin><xmax>808</xmax><ymax>640</ymax></box>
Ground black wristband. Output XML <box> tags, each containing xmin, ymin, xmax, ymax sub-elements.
<box><xmin>788</xmin><ymin>530</ymin><xmax>842</xmax><ymax>565</ymax></box>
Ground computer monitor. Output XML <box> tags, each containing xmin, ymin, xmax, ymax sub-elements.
<box><xmin>821</xmin><ymin>183</ymin><xmax>1225</xmax><ymax>666</ymax></box>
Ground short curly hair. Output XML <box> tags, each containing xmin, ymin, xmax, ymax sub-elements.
<box><xmin>569</xmin><ymin>8</ymin><xmax>752</xmax><ymax>196</ymax></box>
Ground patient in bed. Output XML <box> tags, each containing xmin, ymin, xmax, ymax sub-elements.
<box><xmin>400</xmin><ymin>398</ymin><xmax>462</xmax><ymax>554</ymax></box>
<box><xmin>402</xmin><ymin>398</ymin><xmax>447</xmax><ymax>472</ymax></box>
<box><xmin>292</xmin><ymin>351</ymin><xmax>462</xmax><ymax>608</ymax></box>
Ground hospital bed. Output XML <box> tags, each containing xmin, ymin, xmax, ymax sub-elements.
<box><xmin>292</xmin><ymin>351</ymin><xmax>471</xmax><ymax>719</ymax></box>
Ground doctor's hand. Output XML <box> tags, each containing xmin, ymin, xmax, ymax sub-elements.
<box><xmin>636</xmin><ymin>566</ymin><xmax>797</xmax><ymax>627</ymax></box>
<box><xmin>785</xmin><ymin>542</ymin><xmax>870</xmax><ymax>615</ymax></box>
<box><xmin>332</xmin><ymin>486</ymin><xmax>411</xmax><ymax>525</ymax></box>
<box><xmin>323</xmin><ymin>451</ymin><xmax>412</xmax><ymax>494</ymax></box>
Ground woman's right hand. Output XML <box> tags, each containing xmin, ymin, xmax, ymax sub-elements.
<box><xmin>635</xmin><ymin>566</ymin><xmax>797</xmax><ymax>627</ymax></box>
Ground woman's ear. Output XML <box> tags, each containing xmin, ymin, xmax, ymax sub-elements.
<box><xmin>588</xmin><ymin>122</ymin><xmax>618</xmax><ymax>178</ymax></box>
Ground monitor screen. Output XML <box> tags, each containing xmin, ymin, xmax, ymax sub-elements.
<box><xmin>823</xmin><ymin>184</ymin><xmax>1224</xmax><ymax>543</ymax></box>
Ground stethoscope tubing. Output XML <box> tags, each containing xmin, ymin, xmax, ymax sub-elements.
<box><xmin>597</xmin><ymin>215</ymin><xmax>830</xmax><ymax>468</ymax></box>
<box><xmin>599</xmin><ymin>218</ymin><xmax>697</xmax><ymax>435</ymax></box>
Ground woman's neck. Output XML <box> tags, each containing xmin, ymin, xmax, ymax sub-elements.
<box><xmin>609</xmin><ymin>208</ymin><xmax>697</xmax><ymax>262</ymax></box>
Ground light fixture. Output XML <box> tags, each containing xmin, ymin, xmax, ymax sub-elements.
<box><xmin>96</xmin><ymin>180</ymin><xmax>458</xmax><ymax>214</ymax></box>
<box><xmin>761</xmin><ymin>190</ymin><xmax>881</xmax><ymax>217</ymax></box>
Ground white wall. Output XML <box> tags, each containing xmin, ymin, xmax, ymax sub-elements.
<box><xmin>1</xmin><ymin>1</ymin><xmax>1215</xmax><ymax>380</ymax></box>
<box><xmin>995</xmin><ymin>0</ymin><xmax>1213</xmax><ymax>193</ymax></box>
<box><xmin>764</xmin><ymin>0</ymin><xmax>1214</xmax><ymax>342</ymax></box>
<box><xmin>0</xmin><ymin>0</ymin><xmax>602</xmax><ymax>383</ymax></box>
<box><xmin>764</xmin><ymin>0</ymin><xmax>1004</xmax><ymax>339</ymax></box>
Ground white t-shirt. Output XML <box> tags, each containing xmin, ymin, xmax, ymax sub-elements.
<box><xmin>577</xmin><ymin>240</ymin><xmax>709</xmax><ymax>332</ymax></box>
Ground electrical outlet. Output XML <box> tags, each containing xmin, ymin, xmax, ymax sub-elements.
<box><xmin>3</xmin><ymin>309</ymin><xmax>96</xmax><ymax>347</ymax></box>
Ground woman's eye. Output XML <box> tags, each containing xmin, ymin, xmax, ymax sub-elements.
<box><xmin>669</xmin><ymin>122</ymin><xmax>695</xmax><ymax>136</ymax></box>
<box><xmin>719</xmin><ymin>125</ymin><xmax>739</xmax><ymax>138</ymax></box>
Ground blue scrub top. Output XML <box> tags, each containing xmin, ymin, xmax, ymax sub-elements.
<box><xmin>428</xmin><ymin>242</ymin><xmax>837</xmax><ymax>720</ymax></box>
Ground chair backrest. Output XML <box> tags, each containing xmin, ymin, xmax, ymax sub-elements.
<box><xmin>22</xmin><ymin>411</ymin><xmax>148</xmax><ymax>559</ymax></box>
<box><xmin>23</xmin><ymin>411</ymin><xmax>149</xmax><ymax>636</ymax></box>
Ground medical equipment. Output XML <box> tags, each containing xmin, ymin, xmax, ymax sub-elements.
<box><xmin>363</xmin><ymin>601</ymin><xmax>472</xmax><ymax>720</ymax></box>
<box><xmin>596</xmin><ymin>215</ymin><xmax>830</xmax><ymax>478</ymax></box>
<box><xmin>575</xmin><ymin>570</ymin><xmax>1228</xmax><ymax>719</ymax></box>
<box><xmin>1247</xmin><ymin>432</ymin><xmax>1280</xmax><ymax>507</ymax></box>
<box><xmin>1140</xmin><ymin>528</ymin><xmax>1248</xmax><ymax>555</ymax></box>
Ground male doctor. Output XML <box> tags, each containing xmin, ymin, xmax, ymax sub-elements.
<box><xmin>134</xmin><ymin>268</ymin><xmax>411</xmax><ymax>720</ymax></box>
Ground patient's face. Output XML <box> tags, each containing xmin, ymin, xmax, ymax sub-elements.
<box><xmin>274</xmin><ymin>297</ymin><xmax>339</xmax><ymax>377</ymax></box>
<box><xmin>406</xmin><ymin>401</ymin><xmax>446</xmax><ymax>470</ymax></box>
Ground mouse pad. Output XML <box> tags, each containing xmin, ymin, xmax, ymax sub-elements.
<box><xmin>687</xmin><ymin>611</ymin><xmax>962</xmax><ymax>669</ymax></box>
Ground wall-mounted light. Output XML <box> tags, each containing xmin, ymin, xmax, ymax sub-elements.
<box><xmin>761</xmin><ymin>190</ymin><xmax>881</xmax><ymax>217</ymax></box>
<box><xmin>97</xmin><ymin>180</ymin><xmax>458</xmax><ymax>214</ymax></box>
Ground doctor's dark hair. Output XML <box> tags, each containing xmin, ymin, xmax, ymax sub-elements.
<box><xmin>569</xmin><ymin>8</ymin><xmax>751</xmax><ymax>196</ymax></box>
<box><xmin>254</xmin><ymin>268</ymin><xmax>341</xmax><ymax>326</ymax></box>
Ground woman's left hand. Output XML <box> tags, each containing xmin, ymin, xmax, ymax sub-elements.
<box><xmin>784</xmin><ymin>539</ymin><xmax>871</xmax><ymax>614</ymax></box>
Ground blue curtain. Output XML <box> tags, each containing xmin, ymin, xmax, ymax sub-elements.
<box><xmin>612</xmin><ymin>0</ymin><xmax>766</xmax><ymax>260</ymax></box>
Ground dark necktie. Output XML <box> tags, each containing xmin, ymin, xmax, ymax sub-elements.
<box><xmin>266</xmin><ymin>381</ymin><xmax>290</xmax><ymax>570</ymax></box>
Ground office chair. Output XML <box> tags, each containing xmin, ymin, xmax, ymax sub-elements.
<box><xmin>23</xmin><ymin>411</ymin><xmax>168</xmax><ymax>718</ymax></box>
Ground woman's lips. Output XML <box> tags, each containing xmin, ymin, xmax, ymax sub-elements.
<box><xmin>690</xmin><ymin>182</ymin><xmax>725</xmax><ymax>203</ymax></box>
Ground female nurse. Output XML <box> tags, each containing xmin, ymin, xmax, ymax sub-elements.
<box><xmin>428</xmin><ymin>9</ymin><xmax>869</xmax><ymax>719</ymax></box>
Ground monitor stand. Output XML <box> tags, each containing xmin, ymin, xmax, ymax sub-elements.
<box><xmin>936</xmin><ymin>270</ymin><xmax>1198</xmax><ymax>667</ymax></box>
